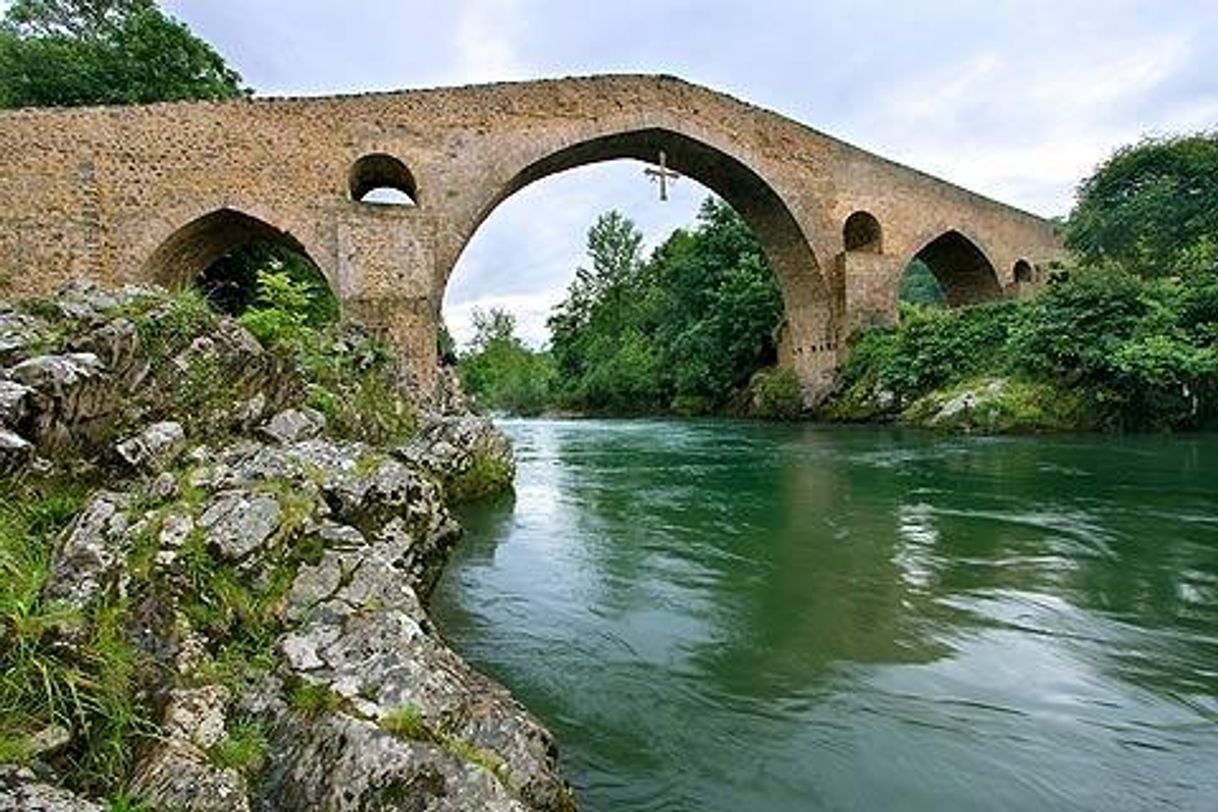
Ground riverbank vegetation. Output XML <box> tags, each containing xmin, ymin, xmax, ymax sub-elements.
<box><xmin>831</xmin><ymin>131</ymin><xmax>1218</xmax><ymax>432</ymax></box>
<box><xmin>459</xmin><ymin>132</ymin><xmax>1216</xmax><ymax>431</ymax></box>
<box><xmin>458</xmin><ymin>199</ymin><xmax>792</xmax><ymax>417</ymax></box>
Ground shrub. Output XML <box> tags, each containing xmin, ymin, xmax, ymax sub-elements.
<box><xmin>751</xmin><ymin>366</ymin><xmax>804</xmax><ymax>419</ymax></box>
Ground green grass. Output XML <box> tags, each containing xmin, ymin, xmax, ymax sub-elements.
<box><xmin>207</xmin><ymin>717</ymin><xmax>269</xmax><ymax>778</ymax></box>
<box><xmin>287</xmin><ymin>680</ymin><xmax>342</xmax><ymax>717</ymax></box>
<box><xmin>379</xmin><ymin>705</ymin><xmax>504</xmax><ymax>776</ymax></box>
<box><xmin>379</xmin><ymin>705</ymin><xmax>430</xmax><ymax>740</ymax></box>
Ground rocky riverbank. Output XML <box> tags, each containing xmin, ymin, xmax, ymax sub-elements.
<box><xmin>0</xmin><ymin>282</ymin><xmax>576</xmax><ymax>810</ymax></box>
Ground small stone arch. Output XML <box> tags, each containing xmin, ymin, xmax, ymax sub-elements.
<box><xmin>142</xmin><ymin>207</ymin><xmax>334</xmax><ymax>311</ymax></box>
<box><xmin>349</xmin><ymin>153</ymin><xmax>418</xmax><ymax>205</ymax></box>
<box><xmin>1013</xmin><ymin>258</ymin><xmax>1034</xmax><ymax>283</ymax></box>
<box><xmin>908</xmin><ymin>230</ymin><xmax>1002</xmax><ymax>307</ymax></box>
<box><xmin>843</xmin><ymin>210</ymin><xmax>882</xmax><ymax>253</ymax></box>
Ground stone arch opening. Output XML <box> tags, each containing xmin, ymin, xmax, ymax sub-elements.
<box><xmin>843</xmin><ymin>211</ymin><xmax>882</xmax><ymax>253</ymax></box>
<box><xmin>445</xmin><ymin>127</ymin><xmax>835</xmax><ymax>398</ymax></box>
<box><xmin>143</xmin><ymin>208</ymin><xmax>336</xmax><ymax>318</ymax></box>
<box><xmin>350</xmin><ymin>153</ymin><xmax>418</xmax><ymax>206</ymax></box>
<box><xmin>907</xmin><ymin>230</ymin><xmax>1001</xmax><ymax>307</ymax></box>
<box><xmin>1013</xmin><ymin>258</ymin><xmax>1034</xmax><ymax>283</ymax></box>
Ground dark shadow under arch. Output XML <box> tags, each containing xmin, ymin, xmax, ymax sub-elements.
<box><xmin>910</xmin><ymin>230</ymin><xmax>1002</xmax><ymax>307</ymax></box>
<box><xmin>1013</xmin><ymin>258</ymin><xmax>1034</xmax><ymax>283</ymax></box>
<box><xmin>350</xmin><ymin>153</ymin><xmax>418</xmax><ymax>205</ymax></box>
<box><xmin>142</xmin><ymin>208</ymin><xmax>333</xmax><ymax>312</ymax></box>
<box><xmin>843</xmin><ymin>211</ymin><xmax>882</xmax><ymax>253</ymax></box>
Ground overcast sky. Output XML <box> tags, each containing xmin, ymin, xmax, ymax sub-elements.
<box><xmin>161</xmin><ymin>1</ymin><xmax>1218</xmax><ymax>347</ymax></box>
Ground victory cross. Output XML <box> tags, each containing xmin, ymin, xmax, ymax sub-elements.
<box><xmin>644</xmin><ymin>150</ymin><xmax>680</xmax><ymax>200</ymax></box>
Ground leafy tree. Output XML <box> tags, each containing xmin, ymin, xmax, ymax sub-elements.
<box><xmin>546</xmin><ymin>198</ymin><xmax>784</xmax><ymax>414</ymax></box>
<box><xmin>899</xmin><ymin>259</ymin><xmax>947</xmax><ymax>307</ymax></box>
<box><xmin>458</xmin><ymin>308</ymin><xmax>554</xmax><ymax>416</ymax></box>
<box><xmin>0</xmin><ymin>0</ymin><xmax>246</xmax><ymax>108</ymax></box>
<box><xmin>1066</xmin><ymin>132</ymin><xmax>1218</xmax><ymax>279</ymax></box>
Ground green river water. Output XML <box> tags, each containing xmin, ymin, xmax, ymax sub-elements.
<box><xmin>431</xmin><ymin>420</ymin><xmax>1218</xmax><ymax>811</ymax></box>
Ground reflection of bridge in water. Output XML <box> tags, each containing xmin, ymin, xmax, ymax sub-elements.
<box><xmin>0</xmin><ymin>75</ymin><xmax>1060</xmax><ymax>400</ymax></box>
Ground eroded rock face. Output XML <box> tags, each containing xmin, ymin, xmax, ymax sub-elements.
<box><xmin>4</xmin><ymin>282</ymin><xmax>569</xmax><ymax>811</ymax></box>
<box><xmin>398</xmin><ymin>415</ymin><xmax>516</xmax><ymax>503</ymax></box>
<box><xmin>0</xmin><ymin>767</ymin><xmax>104</xmax><ymax>812</ymax></box>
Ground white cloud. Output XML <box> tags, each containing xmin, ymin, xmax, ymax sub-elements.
<box><xmin>451</xmin><ymin>0</ymin><xmax>530</xmax><ymax>84</ymax></box>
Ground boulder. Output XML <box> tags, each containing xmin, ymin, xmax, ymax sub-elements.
<box><xmin>115</xmin><ymin>420</ymin><xmax>186</xmax><ymax>472</ymax></box>
<box><xmin>0</xmin><ymin>428</ymin><xmax>33</xmax><ymax>474</ymax></box>
<box><xmin>259</xmin><ymin>407</ymin><xmax>326</xmax><ymax>445</ymax></box>
<box><xmin>198</xmin><ymin>490</ymin><xmax>282</xmax><ymax>561</ymax></box>
<box><xmin>0</xmin><ymin>767</ymin><xmax>104</xmax><ymax>812</ymax></box>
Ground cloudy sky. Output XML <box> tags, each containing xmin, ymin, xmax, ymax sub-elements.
<box><xmin>161</xmin><ymin>0</ymin><xmax>1218</xmax><ymax>347</ymax></box>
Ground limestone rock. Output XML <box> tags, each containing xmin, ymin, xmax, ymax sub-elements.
<box><xmin>9</xmin><ymin>352</ymin><xmax>113</xmax><ymax>448</ymax></box>
<box><xmin>198</xmin><ymin>491</ymin><xmax>282</xmax><ymax>560</ymax></box>
<box><xmin>131</xmin><ymin>740</ymin><xmax>249</xmax><ymax>812</ymax></box>
<box><xmin>43</xmin><ymin>492</ymin><xmax>132</xmax><ymax>608</ymax></box>
<box><xmin>397</xmin><ymin>415</ymin><xmax>515</xmax><ymax>502</ymax></box>
<box><xmin>261</xmin><ymin>712</ymin><xmax>530</xmax><ymax>812</ymax></box>
<box><xmin>259</xmin><ymin>407</ymin><xmax>326</xmax><ymax>444</ymax></box>
<box><xmin>0</xmin><ymin>766</ymin><xmax>104</xmax><ymax>812</ymax></box>
<box><xmin>0</xmin><ymin>379</ymin><xmax>33</xmax><ymax>428</ymax></box>
<box><xmin>0</xmin><ymin>428</ymin><xmax>33</xmax><ymax>474</ymax></box>
<box><xmin>115</xmin><ymin>420</ymin><xmax>186</xmax><ymax>472</ymax></box>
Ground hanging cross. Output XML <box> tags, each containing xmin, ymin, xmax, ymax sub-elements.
<box><xmin>644</xmin><ymin>150</ymin><xmax>680</xmax><ymax>201</ymax></box>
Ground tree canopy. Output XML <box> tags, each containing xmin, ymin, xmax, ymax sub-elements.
<box><xmin>0</xmin><ymin>0</ymin><xmax>246</xmax><ymax>108</ymax></box>
<box><xmin>459</xmin><ymin>198</ymin><xmax>787</xmax><ymax>417</ymax></box>
<box><xmin>1066</xmin><ymin>132</ymin><xmax>1218</xmax><ymax>279</ymax></box>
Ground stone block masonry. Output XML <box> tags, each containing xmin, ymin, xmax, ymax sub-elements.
<box><xmin>0</xmin><ymin>74</ymin><xmax>1062</xmax><ymax>402</ymax></box>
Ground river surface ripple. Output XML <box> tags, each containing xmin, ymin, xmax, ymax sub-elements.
<box><xmin>431</xmin><ymin>420</ymin><xmax>1218</xmax><ymax>811</ymax></box>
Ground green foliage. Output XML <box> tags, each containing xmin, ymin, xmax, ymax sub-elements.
<box><xmin>130</xmin><ymin>286</ymin><xmax>217</xmax><ymax>362</ymax></box>
<box><xmin>751</xmin><ymin>367</ymin><xmax>804</xmax><ymax>420</ymax></box>
<box><xmin>903</xmin><ymin>377</ymin><xmax>1088</xmax><ymax>433</ymax></box>
<box><xmin>207</xmin><ymin>717</ymin><xmax>269</xmax><ymax>778</ymax></box>
<box><xmin>832</xmin><ymin>267</ymin><xmax>1218</xmax><ymax>431</ymax></box>
<box><xmin>445</xmin><ymin>447</ymin><xmax>514</xmax><ymax>505</ymax></box>
<box><xmin>287</xmin><ymin>680</ymin><xmax>342</xmax><ymax>717</ymax></box>
<box><xmin>238</xmin><ymin>268</ymin><xmax>337</xmax><ymax>348</ymax></box>
<box><xmin>899</xmin><ymin>259</ymin><xmax>947</xmax><ymax>307</ymax></box>
<box><xmin>200</xmin><ymin>244</ymin><xmax>338</xmax><ymax>325</ymax></box>
<box><xmin>0</xmin><ymin>477</ymin><xmax>158</xmax><ymax>796</ymax></box>
<box><xmin>457</xmin><ymin>308</ymin><xmax>555</xmax><ymax>416</ymax></box>
<box><xmin>0</xmin><ymin>0</ymin><xmax>246</xmax><ymax>109</ymax></box>
<box><xmin>380</xmin><ymin>705</ymin><xmax>429</xmax><ymax>741</ymax></box>
<box><xmin>544</xmin><ymin>199</ymin><xmax>784</xmax><ymax>415</ymax></box>
<box><xmin>1066</xmin><ymin>131</ymin><xmax>1218</xmax><ymax>279</ymax></box>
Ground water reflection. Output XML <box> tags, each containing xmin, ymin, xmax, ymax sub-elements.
<box><xmin>433</xmin><ymin>421</ymin><xmax>1218</xmax><ymax>811</ymax></box>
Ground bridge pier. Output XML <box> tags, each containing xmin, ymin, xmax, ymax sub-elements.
<box><xmin>836</xmin><ymin>250</ymin><xmax>904</xmax><ymax>336</ymax></box>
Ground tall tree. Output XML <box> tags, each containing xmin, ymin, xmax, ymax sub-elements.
<box><xmin>0</xmin><ymin>0</ymin><xmax>245</xmax><ymax>108</ymax></box>
<box><xmin>1066</xmin><ymin>132</ymin><xmax>1218</xmax><ymax>279</ymax></box>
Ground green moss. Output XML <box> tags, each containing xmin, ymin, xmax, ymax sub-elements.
<box><xmin>287</xmin><ymin>680</ymin><xmax>342</xmax><ymax>717</ymax></box>
<box><xmin>903</xmin><ymin>377</ymin><xmax>1090</xmax><ymax>433</ymax></box>
<box><xmin>380</xmin><ymin>705</ymin><xmax>430</xmax><ymax>741</ymax></box>
<box><xmin>440</xmin><ymin>734</ymin><xmax>504</xmax><ymax>776</ymax></box>
<box><xmin>446</xmin><ymin>448</ymin><xmax>513</xmax><ymax>504</ymax></box>
<box><xmin>751</xmin><ymin>367</ymin><xmax>804</xmax><ymax>420</ymax></box>
<box><xmin>207</xmin><ymin>717</ymin><xmax>268</xmax><ymax>778</ymax></box>
<box><xmin>379</xmin><ymin>705</ymin><xmax>504</xmax><ymax>776</ymax></box>
<box><xmin>130</xmin><ymin>288</ymin><xmax>218</xmax><ymax>365</ymax></box>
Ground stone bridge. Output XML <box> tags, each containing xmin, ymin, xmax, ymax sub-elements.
<box><xmin>0</xmin><ymin>74</ymin><xmax>1062</xmax><ymax>399</ymax></box>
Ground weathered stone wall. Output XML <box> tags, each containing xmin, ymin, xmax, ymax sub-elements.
<box><xmin>0</xmin><ymin>74</ymin><xmax>1062</xmax><ymax>399</ymax></box>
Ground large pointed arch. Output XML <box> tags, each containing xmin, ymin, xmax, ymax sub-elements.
<box><xmin>907</xmin><ymin>230</ymin><xmax>1002</xmax><ymax>307</ymax></box>
<box><xmin>441</xmin><ymin>127</ymin><xmax>837</xmax><ymax>395</ymax></box>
